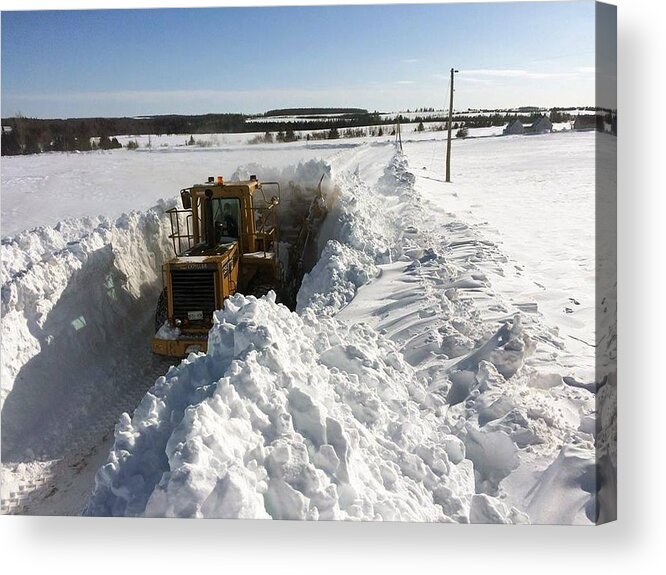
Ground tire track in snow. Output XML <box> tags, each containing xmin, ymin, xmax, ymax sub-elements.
<box><xmin>1</xmin><ymin>355</ymin><xmax>173</xmax><ymax>515</ymax></box>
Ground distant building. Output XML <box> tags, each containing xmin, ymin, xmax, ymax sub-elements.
<box><xmin>503</xmin><ymin>119</ymin><xmax>524</xmax><ymax>135</ymax></box>
<box><xmin>573</xmin><ymin>115</ymin><xmax>598</xmax><ymax>131</ymax></box>
<box><xmin>503</xmin><ymin>116</ymin><xmax>552</xmax><ymax>136</ymax></box>
<box><xmin>525</xmin><ymin>116</ymin><xmax>553</xmax><ymax>134</ymax></box>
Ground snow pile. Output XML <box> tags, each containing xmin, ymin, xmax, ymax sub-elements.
<box><xmin>0</xmin><ymin>159</ymin><xmax>337</xmax><ymax>463</ymax></box>
<box><xmin>320</xmin><ymin>151</ymin><xmax>606</xmax><ymax>524</ymax></box>
<box><xmin>85</xmin><ymin>292</ymin><xmax>527</xmax><ymax>522</ymax></box>
<box><xmin>2</xmin><ymin>141</ymin><xmax>606</xmax><ymax>522</ymax></box>
<box><xmin>318</xmin><ymin>170</ymin><xmax>395</xmax><ymax>264</ymax></box>
<box><xmin>85</xmin><ymin>153</ymin><xmax>532</xmax><ymax>522</ymax></box>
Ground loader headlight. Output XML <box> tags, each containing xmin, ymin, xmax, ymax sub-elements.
<box><xmin>174</xmin><ymin>319</ymin><xmax>182</xmax><ymax>326</ymax></box>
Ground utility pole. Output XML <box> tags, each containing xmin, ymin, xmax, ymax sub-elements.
<box><xmin>396</xmin><ymin>116</ymin><xmax>403</xmax><ymax>152</ymax></box>
<box><xmin>446</xmin><ymin>68</ymin><xmax>459</xmax><ymax>183</ymax></box>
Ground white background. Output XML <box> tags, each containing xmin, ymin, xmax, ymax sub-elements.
<box><xmin>1</xmin><ymin>0</ymin><xmax>663</xmax><ymax>572</ymax></box>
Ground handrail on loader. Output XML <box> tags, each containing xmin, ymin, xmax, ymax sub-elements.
<box><xmin>251</xmin><ymin>182</ymin><xmax>281</xmax><ymax>258</ymax></box>
<box><xmin>166</xmin><ymin>206</ymin><xmax>194</xmax><ymax>255</ymax></box>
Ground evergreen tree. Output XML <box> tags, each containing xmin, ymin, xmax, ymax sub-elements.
<box><xmin>284</xmin><ymin>127</ymin><xmax>297</xmax><ymax>142</ymax></box>
<box><xmin>1</xmin><ymin>128</ymin><xmax>21</xmax><ymax>155</ymax></box>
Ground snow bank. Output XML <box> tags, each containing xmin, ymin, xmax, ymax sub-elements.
<box><xmin>317</xmin><ymin>150</ymin><xmax>605</xmax><ymax>523</ymax></box>
<box><xmin>297</xmin><ymin>240</ymin><xmax>379</xmax><ymax>316</ymax></box>
<box><xmin>1</xmin><ymin>203</ymin><xmax>173</xmax><ymax>389</ymax></box>
<box><xmin>82</xmin><ymin>148</ymin><xmax>606</xmax><ymax>523</ymax></box>
<box><xmin>6</xmin><ymin>142</ymin><xmax>604</xmax><ymax>522</ymax></box>
<box><xmin>297</xmin><ymin>157</ymin><xmax>411</xmax><ymax>316</ymax></box>
<box><xmin>86</xmin><ymin>292</ymin><xmax>528</xmax><ymax>522</ymax></box>
<box><xmin>1</xmin><ymin>202</ymin><xmax>176</xmax><ymax>460</ymax></box>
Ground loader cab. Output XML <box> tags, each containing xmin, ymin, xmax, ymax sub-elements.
<box><xmin>168</xmin><ymin>176</ymin><xmax>280</xmax><ymax>258</ymax></box>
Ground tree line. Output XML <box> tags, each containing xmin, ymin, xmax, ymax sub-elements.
<box><xmin>1</xmin><ymin>108</ymin><xmax>588</xmax><ymax>156</ymax></box>
<box><xmin>1</xmin><ymin>112</ymin><xmax>389</xmax><ymax>155</ymax></box>
<box><xmin>262</xmin><ymin>107</ymin><xmax>369</xmax><ymax>117</ymax></box>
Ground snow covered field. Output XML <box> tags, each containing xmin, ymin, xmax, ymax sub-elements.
<box><xmin>405</xmin><ymin>131</ymin><xmax>600</xmax><ymax>377</ymax></box>
<box><xmin>0</xmin><ymin>139</ymin><xmax>379</xmax><ymax>236</ymax></box>
<box><xmin>1</xmin><ymin>129</ymin><xmax>614</xmax><ymax>523</ymax></box>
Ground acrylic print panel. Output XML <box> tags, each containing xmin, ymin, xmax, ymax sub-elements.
<box><xmin>0</xmin><ymin>1</ymin><xmax>616</xmax><ymax>523</ymax></box>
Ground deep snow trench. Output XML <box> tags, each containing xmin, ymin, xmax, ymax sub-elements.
<box><xmin>0</xmin><ymin>160</ymin><xmax>332</xmax><ymax>513</ymax></box>
<box><xmin>2</xmin><ymin>149</ymin><xmax>613</xmax><ymax>523</ymax></box>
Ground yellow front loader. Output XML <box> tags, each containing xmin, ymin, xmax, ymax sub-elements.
<box><xmin>151</xmin><ymin>175</ymin><xmax>282</xmax><ymax>357</ymax></box>
<box><xmin>152</xmin><ymin>173</ymin><xmax>327</xmax><ymax>358</ymax></box>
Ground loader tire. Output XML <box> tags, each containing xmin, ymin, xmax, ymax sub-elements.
<box><xmin>154</xmin><ymin>289</ymin><xmax>167</xmax><ymax>332</ymax></box>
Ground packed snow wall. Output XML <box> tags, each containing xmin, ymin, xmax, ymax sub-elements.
<box><xmin>1</xmin><ymin>204</ymin><xmax>177</xmax><ymax>460</ymax></box>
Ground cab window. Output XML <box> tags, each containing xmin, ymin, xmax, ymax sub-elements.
<box><xmin>211</xmin><ymin>198</ymin><xmax>240</xmax><ymax>243</ymax></box>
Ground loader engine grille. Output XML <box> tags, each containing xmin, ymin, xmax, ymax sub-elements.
<box><xmin>170</xmin><ymin>268</ymin><xmax>217</xmax><ymax>326</ymax></box>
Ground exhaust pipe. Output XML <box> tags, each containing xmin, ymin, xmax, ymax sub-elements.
<box><xmin>204</xmin><ymin>189</ymin><xmax>215</xmax><ymax>248</ymax></box>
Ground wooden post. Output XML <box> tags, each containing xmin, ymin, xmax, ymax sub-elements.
<box><xmin>396</xmin><ymin>117</ymin><xmax>403</xmax><ymax>152</ymax></box>
<box><xmin>446</xmin><ymin>68</ymin><xmax>458</xmax><ymax>182</ymax></box>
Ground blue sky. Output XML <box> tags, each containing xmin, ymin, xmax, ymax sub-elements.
<box><xmin>1</xmin><ymin>2</ymin><xmax>596</xmax><ymax>118</ymax></box>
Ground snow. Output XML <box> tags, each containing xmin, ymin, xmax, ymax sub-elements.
<box><xmin>85</xmin><ymin>291</ymin><xmax>491</xmax><ymax>521</ymax></box>
<box><xmin>1</xmin><ymin>202</ymin><xmax>176</xmax><ymax>460</ymax></box>
<box><xmin>2</xmin><ymin>127</ymin><xmax>613</xmax><ymax>523</ymax></box>
<box><xmin>0</xmin><ymin>140</ymin><xmax>378</xmax><ymax>237</ymax></box>
<box><xmin>403</xmin><ymin>131</ymin><xmax>601</xmax><ymax>378</ymax></box>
